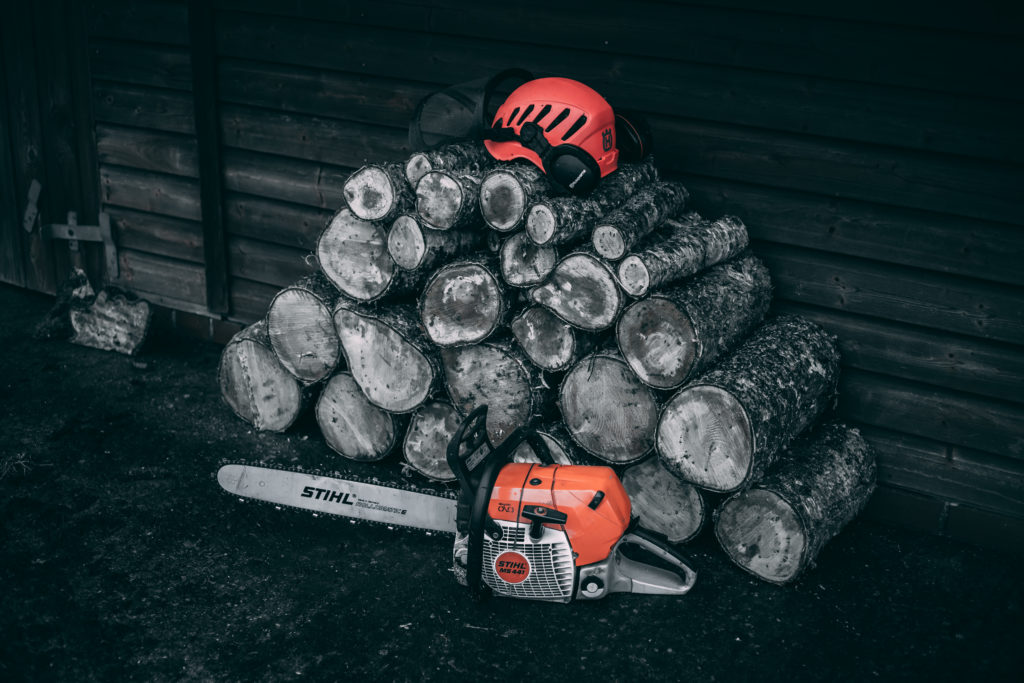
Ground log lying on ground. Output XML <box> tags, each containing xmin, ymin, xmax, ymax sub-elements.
<box><xmin>69</xmin><ymin>287</ymin><xmax>152</xmax><ymax>356</ymax></box>
<box><xmin>499</xmin><ymin>231</ymin><xmax>558</xmax><ymax>288</ymax></box>
<box><xmin>559</xmin><ymin>347</ymin><xmax>660</xmax><ymax>464</ymax></box>
<box><xmin>219</xmin><ymin>320</ymin><xmax>309</xmax><ymax>432</ymax></box>
<box><xmin>511</xmin><ymin>421</ymin><xmax>599</xmax><ymax>466</ymax></box>
<box><xmin>441</xmin><ymin>339</ymin><xmax>552</xmax><ymax>445</ymax></box>
<box><xmin>420</xmin><ymin>255</ymin><xmax>508</xmax><ymax>347</ymax></box>
<box><xmin>387</xmin><ymin>213</ymin><xmax>484</xmax><ymax>272</ymax></box>
<box><xmin>316</xmin><ymin>372</ymin><xmax>407</xmax><ymax>462</ymax></box>
<box><xmin>591</xmin><ymin>181</ymin><xmax>690</xmax><ymax>261</ymax></box>
<box><xmin>617</xmin><ymin>253</ymin><xmax>772</xmax><ymax>390</ymax></box>
<box><xmin>402</xmin><ymin>399</ymin><xmax>462</xmax><ymax>482</ymax></box>
<box><xmin>618</xmin><ymin>212</ymin><xmax>749</xmax><ymax>297</ymax></box>
<box><xmin>657</xmin><ymin>315</ymin><xmax>841</xmax><ymax>493</ymax></box>
<box><xmin>714</xmin><ymin>422</ymin><xmax>877</xmax><ymax>584</ymax></box>
<box><xmin>529</xmin><ymin>252</ymin><xmax>623</xmax><ymax>331</ymax></box>
<box><xmin>415</xmin><ymin>170</ymin><xmax>482</xmax><ymax>230</ymax></box>
<box><xmin>267</xmin><ymin>272</ymin><xmax>342</xmax><ymax>384</ymax></box>
<box><xmin>333</xmin><ymin>302</ymin><xmax>440</xmax><ymax>414</ymax></box>
<box><xmin>621</xmin><ymin>457</ymin><xmax>706</xmax><ymax>545</ymax></box>
<box><xmin>526</xmin><ymin>158</ymin><xmax>658</xmax><ymax>246</ymax></box>
<box><xmin>404</xmin><ymin>141</ymin><xmax>493</xmax><ymax>187</ymax></box>
<box><xmin>510</xmin><ymin>305</ymin><xmax>601</xmax><ymax>373</ymax></box>
<box><xmin>343</xmin><ymin>162</ymin><xmax>413</xmax><ymax>222</ymax></box>
<box><xmin>317</xmin><ymin>208</ymin><xmax>419</xmax><ymax>302</ymax></box>
<box><xmin>479</xmin><ymin>161</ymin><xmax>553</xmax><ymax>232</ymax></box>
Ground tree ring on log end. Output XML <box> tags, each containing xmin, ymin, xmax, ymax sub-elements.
<box><xmin>403</xmin><ymin>401</ymin><xmax>461</xmax><ymax>481</ymax></box>
<box><xmin>317</xmin><ymin>209</ymin><xmax>396</xmax><ymax>301</ymax></box>
<box><xmin>511</xmin><ymin>306</ymin><xmax>574</xmax><ymax>372</ymax></box>
<box><xmin>441</xmin><ymin>344</ymin><xmax>536</xmax><ymax>445</ymax></box>
<box><xmin>617</xmin><ymin>297</ymin><xmax>697</xmax><ymax>390</ymax></box>
<box><xmin>657</xmin><ymin>385</ymin><xmax>753</xmax><ymax>492</ymax></box>
<box><xmin>529</xmin><ymin>253</ymin><xmax>621</xmax><ymax>331</ymax></box>
<box><xmin>715</xmin><ymin>488</ymin><xmax>806</xmax><ymax>584</ymax></box>
<box><xmin>343</xmin><ymin>166</ymin><xmax>396</xmax><ymax>221</ymax></box>
<box><xmin>219</xmin><ymin>337</ymin><xmax>302</xmax><ymax>432</ymax></box>
<box><xmin>511</xmin><ymin>433</ymin><xmax>573</xmax><ymax>466</ymax></box>
<box><xmin>416</xmin><ymin>171</ymin><xmax>465</xmax><ymax>230</ymax></box>
<box><xmin>621</xmin><ymin>457</ymin><xmax>704</xmax><ymax>544</ymax></box>
<box><xmin>316</xmin><ymin>372</ymin><xmax>397</xmax><ymax>461</ymax></box>
<box><xmin>421</xmin><ymin>263</ymin><xmax>503</xmax><ymax>346</ymax></box>
<box><xmin>592</xmin><ymin>223</ymin><xmax>626</xmax><ymax>260</ymax></box>
<box><xmin>500</xmin><ymin>232</ymin><xmax>558</xmax><ymax>287</ymax></box>
<box><xmin>525</xmin><ymin>203</ymin><xmax>556</xmax><ymax>245</ymax></box>
<box><xmin>388</xmin><ymin>214</ymin><xmax>426</xmax><ymax>270</ymax></box>
<box><xmin>617</xmin><ymin>254</ymin><xmax>651</xmax><ymax>297</ymax></box>
<box><xmin>267</xmin><ymin>289</ymin><xmax>340</xmax><ymax>383</ymax></box>
<box><xmin>480</xmin><ymin>171</ymin><xmax>527</xmax><ymax>232</ymax></box>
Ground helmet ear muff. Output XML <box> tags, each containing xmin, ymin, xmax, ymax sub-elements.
<box><xmin>506</xmin><ymin>122</ymin><xmax>601</xmax><ymax>195</ymax></box>
<box><xmin>614</xmin><ymin>109</ymin><xmax>654</xmax><ymax>163</ymax></box>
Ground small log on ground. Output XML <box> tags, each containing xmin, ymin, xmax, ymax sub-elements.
<box><xmin>317</xmin><ymin>208</ymin><xmax>419</xmax><ymax>302</ymax></box>
<box><xmin>499</xmin><ymin>231</ymin><xmax>558</xmax><ymax>288</ymax></box>
<box><xmin>333</xmin><ymin>302</ymin><xmax>440</xmax><ymax>414</ymax></box>
<box><xmin>316</xmin><ymin>372</ymin><xmax>407</xmax><ymax>462</ymax></box>
<box><xmin>70</xmin><ymin>287</ymin><xmax>152</xmax><ymax>355</ymax></box>
<box><xmin>267</xmin><ymin>272</ymin><xmax>342</xmax><ymax>384</ymax></box>
<box><xmin>617</xmin><ymin>253</ymin><xmax>772</xmax><ymax>390</ymax></box>
<box><xmin>343</xmin><ymin>162</ymin><xmax>413</xmax><ymax>222</ymax></box>
<box><xmin>714</xmin><ymin>422</ymin><xmax>877</xmax><ymax>584</ymax></box>
<box><xmin>525</xmin><ymin>158</ymin><xmax>658</xmax><ymax>246</ymax></box>
<box><xmin>511</xmin><ymin>421</ymin><xmax>599</xmax><ymax>466</ymax></box>
<box><xmin>420</xmin><ymin>255</ymin><xmax>508</xmax><ymax>347</ymax></box>
<box><xmin>591</xmin><ymin>181</ymin><xmax>690</xmax><ymax>261</ymax></box>
<box><xmin>618</xmin><ymin>212</ymin><xmax>749</xmax><ymax>297</ymax></box>
<box><xmin>404</xmin><ymin>141</ymin><xmax>493</xmax><ymax>187</ymax></box>
<box><xmin>387</xmin><ymin>213</ymin><xmax>484</xmax><ymax>271</ymax></box>
<box><xmin>219</xmin><ymin>320</ymin><xmax>309</xmax><ymax>432</ymax></box>
<box><xmin>415</xmin><ymin>170</ymin><xmax>482</xmax><ymax>230</ymax></box>
<box><xmin>657</xmin><ymin>315</ymin><xmax>841</xmax><ymax>493</ymax></box>
<box><xmin>559</xmin><ymin>347</ymin><xmax>660</xmax><ymax>464</ymax></box>
<box><xmin>479</xmin><ymin>161</ymin><xmax>553</xmax><ymax>233</ymax></box>
<box><xmin>510</xmin><ymin>305</ymin><xmax>601</xmax><ymax>373</ymax></box>
<box><xmin>441</xmin><ymin>339</ymin><xmax>552</xmax><ymax>446</ymax></box>
<box><xmin>402</xmin><ymin>400</ymin><xmax>462</xmax><ymax>482</ymax></box>
<box><xmin>528</xmin><ymin>252</ymin><xmax>623</xmax><ymax>331</ymax></box>
<box><xmin>621</xmin><ymin>457</ymin><xmax>706</xmax><ymax>545</ymax></box>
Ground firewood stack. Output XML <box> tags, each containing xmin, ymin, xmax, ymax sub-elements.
<box><xmin>218</xmin><ymin>140</ymin><xmax>876</xmax><ymax>584</ymax></box>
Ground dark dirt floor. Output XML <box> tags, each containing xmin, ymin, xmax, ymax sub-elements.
<box><xmin>1</xmin><ymin>283</ymin><xmax>1021</xmax><ymax>682</ymax></box>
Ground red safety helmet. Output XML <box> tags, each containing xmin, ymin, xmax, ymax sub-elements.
<box><xmin>484</xmin><ymin>77</ymin><xmax>619</xmax><ymax>195</ymax></box>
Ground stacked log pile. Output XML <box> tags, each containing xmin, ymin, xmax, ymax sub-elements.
<box><xmin>219</xmin><ymin>140</ymin><xmax>875</xmax><ymax>584</ymax></box>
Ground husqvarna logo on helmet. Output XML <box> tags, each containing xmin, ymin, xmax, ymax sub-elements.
<box><xmin>602</xmin><ymin>128</ymin><xmax>613</xmax><ymax>152</ymax></box>
<box><xmin>494</xmin><ymin>551</ymin><xmax>531</xmax><ymax>584</ymax></box>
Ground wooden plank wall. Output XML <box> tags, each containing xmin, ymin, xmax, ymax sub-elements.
<box><xmin>82</xmin><ymin>0</ymin><xmax>1022</xmax><ymax>547</ymax></box>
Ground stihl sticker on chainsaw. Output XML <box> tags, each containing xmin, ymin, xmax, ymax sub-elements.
<box><xmin>301</xmin><ymin>485</ymin><xmax>408</xmax><ymax>516</ymax></box>
<box><xmin>494</xmin><ymin>551</ymin><xmax>531</xmax><ymax>584</ymax></box>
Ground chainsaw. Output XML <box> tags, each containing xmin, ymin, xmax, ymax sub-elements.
<box><xmin>217</xmin><ymin>406</ymin><xmax>697</xmax><ymax>603</ymax></box>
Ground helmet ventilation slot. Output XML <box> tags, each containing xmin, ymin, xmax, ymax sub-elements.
<box><xmin>561</xmin><ymin>114</ymin><xmax>588</xmax><ymax>141</ymax></box>
<box><xmin>545</xmin><ymin>107</ymin><xmax>571</xmax><ymax>132</ymax></box>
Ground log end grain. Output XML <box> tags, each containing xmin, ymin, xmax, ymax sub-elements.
<box><xmin>529</xmin><ymin>253</ymin><xmax>622</xmax><ymax>331</ymax></box>
<box><xmin>219</xmin><ymin>323</ymin><xmax>304</xmax><ymax>432</ymax></box>
<box><xmin>592</xmin><ymin>223</ymin><xmax>627</xmax><ymax>261</ymax></box>
<box><xmin>525</xmin><ymin>203</ymin><xmax>556</xmax><ymax>245</ymax></box>
<box><xmin>344</xmin><ymin>165</ymin><xmax>399</xmax><ymax>221</ymax></box>
<box><xmin>617</xmin><ymin>297</ymin><xmax>697</xmax><ymax>390</ymax></box>
<box><xmin>416</xmin><ymin>170</ymin><xmax>466</xmax><ymax>230</ymax></box>
<box><xmin>621</xmin><ymin>457</ymin><xmax>706</xmax><ymax>544</ymax></box>
<box><xmin>617</xmin><ymin>254</ymin><xmax>651</xmax><ymax>297</ymax></box>
<box><xmin>420</xmin><ymin>261</ymin><xmax>504</xmax><ymax>346</ymax></box>
<box><xmin>511</xmin><ymin>432</ymin><xmax>574</xmax><ymax>466</ymax></box>
<box><xmin>499</xmin><ymin>232</ymin><xmax>558</xmax><ymax>287</ymax></box>
<box><xmin>317</xmin><ymin>209</ymin><xmax>396</xmax><ymax>301</ymax></box>
<box><xmin>510</xmin><ymin>305</ymin><xmax>575</xmax><ymax>372</ymax></box>
<box><xmin>480</xmin><ymin>169</ymin><xmax>528</xmax><ymax>232</ymax></box>
<box><xmin>267</xmin><ymin>288</ymin><xmax>340</xmax><ymax>384</ymax></box>
<box><xmin>316</xmin><ymin>372</ymin><xmax>399</xmax><ymax>461</ymax></box>
<box><xmin>404</xmin><ymin>153</ymin><xmax>433</xmax><ymax>188</ymax></box>
<box><xmin>388</xmin><ymin>214</ymin><xmax>427</xmax><ymax>270</ymax></box>
<box><xmin>403</xmin><ymin>400</ymin><xmax>461</xmax><ymax>482</ymax></box>
<box><xmin>714</xmin><ymin>488</ymin><xmax>806</xmax><ymax>583</ymax></box>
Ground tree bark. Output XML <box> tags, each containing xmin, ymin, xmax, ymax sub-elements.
<box><xmin>617</xmin><ymin>212</ymin><xmax>749</xmax><ymax>297</ymax></box>
<box><xmin>499</xmin><ymin>231</ymin><xmax>558</xmax><ymax>288</ymax></box>
<box><xmin>591</xmin><ymin>181</ymin><xmax>690</xmax><ymax>261</ymax></box>
<box><xmin>404</xmin><ymin>141</ymin><xmax>493</xmax><ymax>188</ymax></box>
<box><xmin>479</xmin><ymin>161</ymin><xmax>553</xmax><ymax>232</ymax></box>
<box><xmin>528</xmin><ymin>251</ymin><xmax>623</xmax><ymax>331</ymax></box>
<box><xmin>415</xmin><ymin>170</ymin><xmax>483</xmax><ymax>230</ymax></box>
<box><xmin>316</xmin><ymin>371</ymin><xmax>407</xmax><ymax>462</ymax></box>
<box><xmin>510</xmin><ymin>305</ymin><xmax>601</xmax><ymax>373</ymax></box>
<box><xmin>419</xmin><ymin>254</ymin><xmax>508</xmax><ymax>347</ymax></box>
<box><xmin>714</xmin><ymin>421</ymin><xmax>877</xmax><ymax>584</ymax></box>
<box><xmin>621</xmin><ymin>456</ymin><xmax>706</xmax><ymax>544</ymax></box>
<box><xmin>616</xmin><ymin>253</ymin><xmax>772</xmax><ymax>390</ymax></box>
<box><xmin>657</xmin><ymin>315</ymin><xmax>841</xmax><ymax>493</ymax></box>
<box><xmin>343</xmin><ymin>161</ymin><xmax>413</xmax><ymax>222</ymax></box>
<box><xmin>559</xmin><ymin>347</ymin><xmax>660</xmax><ymax>465</ymax></box>
<box><xmin>387</xmin><ymin>213</ymin><xmax>485</xmax><ymax>271</ymax></box>
<box><xmin>525</xmin><ymin>158</ymin><xmax>658</xmax><ymax>246</ymax></box>
<box><xmin>266</xmin><ymin>272</ymin><xmax>343</xmax><ymax>384</ymax></box>
<box><xmin>402</xmin><ymin>399</ymin><xmax>462</xmax><ymax>482</ymax></box>
<box><xmin>218</xmin><ymin>319</ymin><xmax>310</xmax><ymax>432</ymax></box>
<box><xmin>333</xmin><ymin>301</ymin><xmax>440</xmax><ymax>414</ymax></box>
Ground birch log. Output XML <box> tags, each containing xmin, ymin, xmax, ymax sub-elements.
<box><xmin>316</xmin><ymin>372</ymin><xmax>407</xmax><ymax>462</ymax></box>
<box><xmin>404</xmin><ymin>141</ymin><xmax>493</xmax><ymax>187</ymax></box>
<box><xmin>69</xmin><ymin>288</ymin><xmax>152</xmax><ymax>355</ymax></box>
<box><xmin>618</xmin><ymin>212</ymin><xmax>749</xmax><ymax>297</ymax></box>
<box><xmin>420</xmin><ymin>255</ymin><xmax>508</xmax><ymax>347</ymax></box>
<box><xmin>402</xmin><ymin>399</ymin><xmax>462</xmax><ymax>482</ymax></box>
<box><xmin>714</xmin><ymin>422</ymin><xmax>877</xmax><ymax>584</ymax></box>
<box><xmin>479</xmin><ymin>161</ymin><xmax>553</xmax><ymax>232</ymax></box>
<box><xmin>266</xmin><ymin>272</ymin><xmax>343</xmax><ymax>384</ymax></box>
<box><xmin>511</xmin><ymin>421</ymin><xmax>599</xmax><ymax>466</ymax></box>
<box><xmin>343</xmin><ymin>162</ymin><xmax>413</xmax><ymax>222</ymax></box>
<box><xmin>657</xmin><ymin>315</ymin><xmax>841</xmax><ymax>493</ymax></box>
<box><xmin>415</xmin><ymin>170</ymin><xmax>482</xmax><ymax>230</ymax></box>
<box><xmin>616</xmin><ymin>253</ymin><xmax>772</xmax><ymax>390</ymax></box>
<box><xmin>317</xmin><ymin>208</ymin><xmax>419</xmax><ymax>302</ymax></box>
<box><xmin>499</xmin><ymin>231</ymin><xmax>558</xmax><ymax>288</ymax></box>
<box><xmin>510</xmin><ymin>305</ymin><xmax>601</xmax><ymax>373</ymax></box>
<box><xmin>528</xmin><ymin>252</ymin><xmax>623</xmax><ymax>331</ymax></box>
<box><xmin>591</xmin><ymin>181</ymin><xmax>690</xmax><ymax>261</ymax></box>
<box><xmin>621</xmin><ymin>457</ymin><xmax>706</xmax><ymax>545</ymax></box>
<box><xmin>387</xmin><ymin>213</ymin><xmax>485</xmax><ymax>271</ymax></box>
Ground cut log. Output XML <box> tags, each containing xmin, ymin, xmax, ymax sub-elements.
<box><xmin>510</xmin><ymin>421</ymin><xmax>599</xmax><ymax>466</ymax></box>
<box><xmin>528</xmin><ymin>251</ymin><xmax>623</xmax><ymax>331</ymax></box>
<box><xmin>402</xmin><ymin>399</ymin><xmax>462</xmax><ymax>482</ymax></box>
<box><xmin>618</xmin><ymin>212</ymin><xmax>750</xmax><ymax>297</ymax></box>
<box><xmin>266</xmin><ymin>272</ymin><xmax>342</xmax><ymax>384</ymax></box>
<box><xmin>404</xmin><ymin>141</ymin><xmax>493</xmax><ymax>188</ymax></box>
<box><xmin>420</xmin><ymin>255</ymin><xmax>508</xmax><ymax>347</ymax></box>
<box><xmin>343</xmin><ymin>161</ymin><xmax>413</xmax><ymax>222</ymax></box>
<box><xmin>591</xmin><ymin>181</ymin><xmax>690</xmax><ymax>261</ymax></box>
<box><xmin>657</xmin><ymin>315</ymin><xmax>841</xmax><ymax>493</ymax></box>
<box><xmin>714</xmin><ymin>422</ymin><xmax>877</xmax><ymax>584</ymax></box>
<box><xmin>479</xmin><ymin>161</ymin><xmax>553</xmax><ymax>233</ymax></box>
<box><xmin>621</xmin><ymin>457</ymin><xmax>706</xmax><ymax>545</ymax></box>
<box><xmin>69</xmin><ymin>287</ymin><xmax>152</xmax><ymax>356</ymax></box>
<box><xmin>415</xmin><ymin>170</ymin><xmax>482</xmax><ymax>230</ymax></box>
<box><xmin>525</xmin><ymin>158</ymin><xmax>658</xmax><ymax>246</ymax></box>
<box><xmin>616</xmin><ymin>253</ymin><xmax>772</xmax><ymax>390</ymax></box>
<box><xmin>559</xmin><ymin>348</ymin><xmax>660</xmax><ymax>464</ymax></box>
<box><xmin>510</xmin><ymin>305</ymin><xmax>601</xmax><ymax>373</ymax></box>
<box><xmin>387</xmin><ymin>213</ymin><xmax>485</xmax><ymax>271</ymax></box>
<box><xmin>316</xmin><ymin>371</ymin><xmax>407</xmax><ymax>462</ymax></box>
<box><xmin>218</xmin><ymin>319</ymin><xmax>309</xmax><ymax>432</ymax></box>
<box><xmin>317</xmin><ymin>208</ymin><xmax>419</xmax><ymax>302</ymax></box>
<box><xmin>333</xmin><ymin>302</ymin><xmax>440</xmax><ymax>414</ymax></box>
<box><xmin>441</xmin><ymin>339</ymin><xmax>552</xmax><ymax>446</ymax></box>
<box><xmin>499</xmin><ymin>231</ymin><xmax>558</xmax><ymax>288</ymax></box>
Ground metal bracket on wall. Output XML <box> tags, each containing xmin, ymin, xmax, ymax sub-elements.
<box><xmin>43</xmin><ymin>210</ymin><xmax>119</xmax><ymax>279</ymax></box>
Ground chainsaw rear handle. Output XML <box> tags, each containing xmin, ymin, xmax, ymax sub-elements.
<box><xmin>602</xmin><ymin>527</ymin><xmax>697</xmax><ymax>596</ymax></box>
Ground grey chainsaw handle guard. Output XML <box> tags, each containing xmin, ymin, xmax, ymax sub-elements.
<box><xmin>605</xmin><ymin>527</ymin><xmax>698</xmax><ymax>596</ymax></box>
